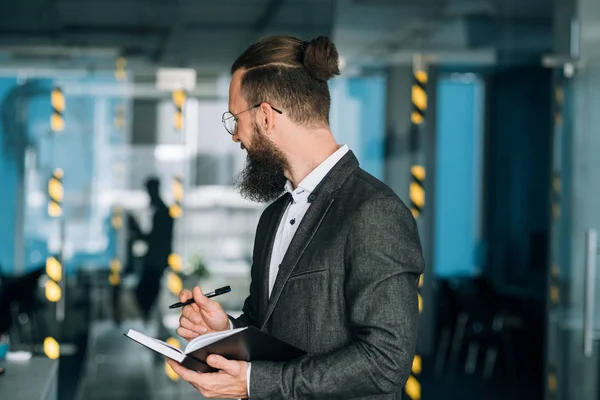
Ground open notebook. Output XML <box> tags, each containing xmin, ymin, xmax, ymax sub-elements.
<box><xmin>125</xmin><ymin>326</ymin><xmax>305</xmax><ymax>372</ymax></box>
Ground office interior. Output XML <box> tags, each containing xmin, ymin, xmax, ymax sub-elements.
<box><xmin>0</xmin><ymin>0</ymin><xmax>599</xmax><ymax>399</ymax></box>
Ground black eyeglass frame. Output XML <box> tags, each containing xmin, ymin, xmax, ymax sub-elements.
<box><xmin>221</xmin><ymin>103</ymin><xmax>283</xmax><ymax>135</ymax></box>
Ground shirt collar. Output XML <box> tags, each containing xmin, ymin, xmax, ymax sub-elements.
<box><xmin>285</xmin><ymin>144</ymin><xmax>349</xmax><ymax>203</ymax></box>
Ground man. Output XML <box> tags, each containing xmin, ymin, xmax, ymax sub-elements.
<box><xmin>168</xmin><ymin>35</ymin><xmax>425</xmax><ymax>399</ymax></box>
<box><xmin>129</xmin><ymin>177</ymin><xmax>174</xmax><ymax>322</ymax></box>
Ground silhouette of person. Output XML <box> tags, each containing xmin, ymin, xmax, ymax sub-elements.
<box><xmin>129</xmin><ymin>177</ymin><xmax>174</xmax><ymax>322</ymax></box>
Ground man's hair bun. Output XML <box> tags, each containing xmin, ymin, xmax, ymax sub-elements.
<box><xmin>302</xmin><ymin>36</ymin><xmax>341</xmax><ymax>82</ymax></box>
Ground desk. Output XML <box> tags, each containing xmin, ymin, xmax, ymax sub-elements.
<box><xmin>0</xmin><ymin>357</ymin><xmax>58</xmax><ymax>400</ymax></box>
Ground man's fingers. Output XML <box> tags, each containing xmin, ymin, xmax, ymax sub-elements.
<box><xmin>193</xmin><ymin>286</ymin><xmax>221</xmax><ymax>312</ymax></box>
<box><xmin>166</xmin><ymin>359</ymin><xmax>199</xmax><ymax>382</ymax></box>
<box><xmin>166</xmin><ymin>359</ymin><xmax>216</xmax><ymax>398</ymax></box>
<box><xmin>193</xmin><ymin>286</ymin><xmax>209</xmax><ymax>307</ymax></box>
<box><xmin>206</xmin><ymin>354</ymin><xmax>238</xmax><ymax>374</ymax></box>
<box><xmin>182</xmin><ymin>304</ymin><xmax>203</xmax><ymax>324</ymax></box>
<box><xmin>178</xmin><ymin>289</ymin><xmax>193</xmax><ymax>303</ymax></box>
<box><xmin>176</xmin><ymin>326</ymin><xmax>199</xmax><ymax>340</ymax></box>
<box><xmin>179</xmin><ymin>316</ymin><xmax>208</xmax><ymax>334</ymax></box>
<box><xmin>167</xmin><ymin>358</ymin><xmax>247</xmax><ymax>399</ymax></box>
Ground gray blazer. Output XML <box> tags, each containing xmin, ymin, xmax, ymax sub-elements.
<box><xmin>231</xmin><ymin>151</ymin><xmax>425</xmax><ymax>399</ymax></box>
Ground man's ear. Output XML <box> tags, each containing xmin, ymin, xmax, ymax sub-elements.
<box><xmin>257</xmin><ymin>102</ymin><xmax>276</xmax><ymax>135</ymax></box>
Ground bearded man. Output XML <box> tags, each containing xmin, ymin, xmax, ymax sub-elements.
<box><xmin>167</xmin><ymin>34</ymin><xmax>425</xmax><ymax>400</ymax></box>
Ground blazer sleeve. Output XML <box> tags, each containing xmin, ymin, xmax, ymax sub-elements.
<box><xmin>248</xmin><ymin>197</ymin><xmax>425</xmax><ymax>399</ymax></box>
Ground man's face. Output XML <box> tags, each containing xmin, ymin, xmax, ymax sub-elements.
<box><xmin>228</xmin><ymin>70</ymin><xmax>254</xmax><ymax>150</ymax></box>
<box><xmin>229</xmin><ymin>70</ymin><xmax>289</xmax><ymax>203</ymax></box>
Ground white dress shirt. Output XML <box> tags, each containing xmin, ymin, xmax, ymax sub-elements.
<box><xmin>244</xmin><ymin>144</ymin><xmax>349</xmax><ymax>397</ymax></box>
<box><xmin>268</xmin><ymin>144</ymin><xmax>349</xmax><ymax>297</ymax></box>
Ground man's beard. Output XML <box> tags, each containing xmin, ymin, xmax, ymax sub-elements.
<box><xmin>234</xmin><ymin>123</ymin><xmax>289</xmax><ymax>203</ymax></box>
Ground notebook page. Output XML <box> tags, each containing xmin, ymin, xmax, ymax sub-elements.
<box><xmin>184</xmin><ymin>327</ymin><xmax>247</xmax><ymax>354</ymax></box>
<box><xmin>126</xmin><ymin>329</ymin><xmax>185</xmax><ymax>363</ymax></box>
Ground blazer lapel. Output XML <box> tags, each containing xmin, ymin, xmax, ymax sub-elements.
<box><xmin>261</xmin><ymin>194</ymin><xmax>335</xmax><ymax>330</ymax></box>
<box><xmin>258</xmin><ymin>193</ymin><xmax>291</xmax><ymax>325</ymax></box>
<box><xmin>259</xmin><ymin>151</ymin><xmax>360</xmax><ymax>330</ymax></box>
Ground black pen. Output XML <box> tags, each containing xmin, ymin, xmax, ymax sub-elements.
<box><xmin>168</xmin><ymin>285</ymin><xmax>231</xmax><ymax>309</ymax></box>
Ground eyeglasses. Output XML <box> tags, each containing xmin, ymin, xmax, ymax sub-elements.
<box><xmin>221</xmin><ymin>103</ymin><xmax>283</xmax><ymax>135</ymax></box>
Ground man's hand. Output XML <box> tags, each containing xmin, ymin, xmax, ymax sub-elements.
<box><xmin>166</xmin><ymin>356</ymin><xmax>248</xmax><ymax>399</ymax></box>
<box><xmin>177</xmin><ymin>287</ymin><xmax>230</xmax><ymax>340</ymax></box>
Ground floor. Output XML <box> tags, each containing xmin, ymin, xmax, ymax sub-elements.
<box><xmin>74</xmin><ymin>320</ymin><xmax>218</xmax><ymax>400</ymax></box>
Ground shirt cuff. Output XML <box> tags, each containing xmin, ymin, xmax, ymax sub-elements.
<box><xmin>229</xmin><ymin>318</ymin><xmax>249</xmax><ymax>398</ymax></box>
<box><xmin>246</xmin><ymin>362</ymin><xmax>251</xmax><ymax>398</ymax></box>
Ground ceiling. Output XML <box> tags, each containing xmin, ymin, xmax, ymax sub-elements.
<box><xmin>334</xmin><ymin>0</ymin><xmax>553</xmax><ymax>67</ymax></box>
<box><xmin>0</xmin><ymin>0</ymin><xmax>554</xmax><ymax>76</ymax></box>
<box><xmin>0</xmin><ymin>0</ymin><xmax>334</xmax><ymax>75</ymax></box>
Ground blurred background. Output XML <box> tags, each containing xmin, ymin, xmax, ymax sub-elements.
<box><xmin>0</xmin><ymin>0</ymin><xmax>598</xmax><ymax>399</ymax></box>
